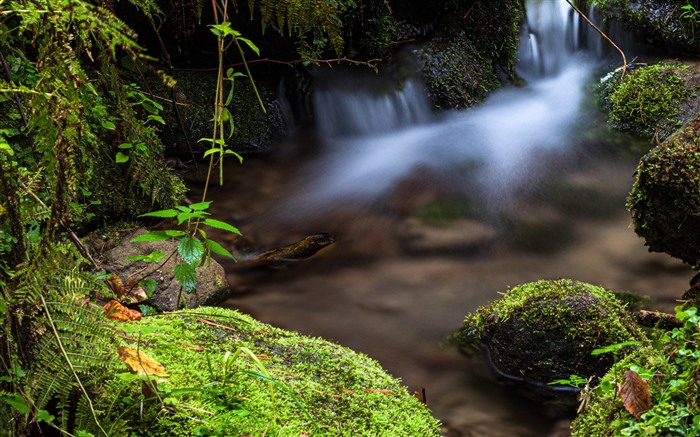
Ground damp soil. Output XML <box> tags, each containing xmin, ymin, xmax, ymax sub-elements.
<box><xmin>186</xmin><ymin>143</ymin><xmax>693</xmax><ymax>437</ymax></box>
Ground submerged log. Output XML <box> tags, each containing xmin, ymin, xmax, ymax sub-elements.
<box><xmin>236</xmin><ymin>232</ymin><xmax>336</xmax><ymax>268</ymax></box>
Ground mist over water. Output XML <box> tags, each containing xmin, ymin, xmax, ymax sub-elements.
<box><xmin>282</xmin><ymin>0</ymin><xmax>608</xmax><ymax>218</ymax></box>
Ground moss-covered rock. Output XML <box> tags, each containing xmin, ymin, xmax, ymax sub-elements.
<box><xmin>598</xmin><ymin>62</ymin><xmax>700</xmax><ymax>140</ymax></box>
<box><xmin>592</xmin><ymin>0</ymin><xmax>700</xmax><ymax>56</ymax></box>
<box><xmin>415</xmin><ymin>33</ymin><xmax>502</xmax><ymax>111</ymax></box>
<box><xmin>102</xmin><ymin>307</ymin><xmax>441</xmax><ymax>436</ymax></box>
<box><xmin>449</xmin><ymin>279</ymin><xmax>646</xmax><ymax>389</ymax></box>
<box><xmin>627</xmin><ymin>113</ymin><xmax>700</xmax><ymax>267</ymax></box>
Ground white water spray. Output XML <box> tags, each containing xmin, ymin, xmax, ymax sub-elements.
<box><xmin>284</xmin><ymin>0</ymin><xmax>607</xmax><ymax>216</ymax></box>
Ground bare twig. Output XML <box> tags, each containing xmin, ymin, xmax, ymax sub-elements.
<box><xmin>565</xmin><ymin>0</ymin><xmax>627</xmax><ymax>77</ymax></box>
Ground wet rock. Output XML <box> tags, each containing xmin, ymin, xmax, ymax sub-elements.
<box><xmin>448</xmin><ymin>279</ymin><xmax>646</xmax><ymax>411</ymax></box>
<box><xmin>100</xmin><ymin>229</ymin><xmax>231</xmax><ymax>311</ymax></box>
<box><xmin>592</xmin><ymin>0</ymin><xmax>700</xmax><ymax>56</ymax></box>
<box><xmin>628</xmin><ymin>112</ymin><xmax>700</xmax><ymax>267</ymax></box>
<box><xmin>398</xmin><ymin>217</ymin><xmax>498</xmax><ymax>255</ymax></box>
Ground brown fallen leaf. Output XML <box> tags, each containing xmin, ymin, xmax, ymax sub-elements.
<box><xmin>118</xmin><ymin>346</ymin><xmax>168</xmax><ymax>377</ymax></box>
<box><xmin>105</xmin><ymin>273</ymin><xmax>125</xmax><ymax>298</ymax></box>
<box><xmin>103</xmin><ymin>300</ymin><xmax>142</xmax><ymax>321</ymax></box>
<box><xmin>619</xmin><ymin>369</ymin><xmax>651</xmax><ymax>419</ymax></box>
<box><xmin>124</xmin><ymin>280</ymin><xmax>149</xmax><ymax>304</ymax></box>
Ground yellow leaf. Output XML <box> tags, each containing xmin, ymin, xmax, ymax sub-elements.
<box><xmin>118</xmin><ymin>346</ymin><xmax>168</xmax><ymax>377</ymax></box>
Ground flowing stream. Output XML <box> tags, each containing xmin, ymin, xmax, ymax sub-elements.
<box><xmin>199</xmin><ymin>1</ymin><xmax>694</xmax><ymax>435</ymax></box>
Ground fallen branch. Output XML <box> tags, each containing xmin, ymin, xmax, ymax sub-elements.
<box><xmin>636</xmin><ymin>310</ymin><xmax>682</xmax><ymax>329</ymax></box>
<box><xmin>236</xmin><ymin>233</ymin><xmax>336</xmax><ymax>269</ymax></box>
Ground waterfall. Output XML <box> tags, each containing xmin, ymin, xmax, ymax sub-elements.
<box><xmin>281</xmin><ymin>0</ymin><xmax>611</xmax><ymax>216</ymax></box>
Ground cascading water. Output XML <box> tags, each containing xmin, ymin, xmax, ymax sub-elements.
<box><xmin>282</xmin><ymin>0</ymin><xmax>612</xmax><ymax>217</ymax></box>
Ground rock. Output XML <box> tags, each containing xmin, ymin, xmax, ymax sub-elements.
<box><xmin>448</xmin><ymin>279</ymin><xmax>646</xmax><ymax>411</ymax></box>
<box><xmin>592</xmin><ymin>0</ymin><xmax>700</xmax><ymax>57</ymax></box>
<box><xmin>100</xmin><ymin>229</ymin><xmax>230</xmax><ymax>311</ymax></box>
<box><xmin>628</xmin><ymin>112</ymin><xmax>700</xmax><ymax>267</ymax></box>
<box><xmin>106</xmin><ymin>306</ymin><xmax>443</xmax><ymax>435</ymax></box>
<box><xmin>398</xmin><ymin>217</ymin><xmax>498</xmax><ymax>255</ymax></box>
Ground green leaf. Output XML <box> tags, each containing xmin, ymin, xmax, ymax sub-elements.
<box><xmin>101</xmin><ymin>120</ymin><xmax>116</xmax><ymax>130</ymax></box>
<box><xmin>139</xmin><ymin>209</ymin><xmax>179</xmax><ymax>218</ymax></box>
<box><xmin>178</xmin><ymin>237</ymin><xmax>204</xmax><ymax>265</ymax></box>
<box><xmin>205</xmin><ymin>238</ymin><xmax>235</xmax><ymax>259</ymax></box>
<box><xmin>174</xmin><ymin>263</ymin><xmax>197</xmax><ymax>293</ymax></box>
<box><xmin>125</xmin><ymin>250</ymin><xmax>165</xmax><ymax>263</ymax></box>
<box><xmin>140</xmin><ymin>279</ymin><xmax>158</xmax><ymax>295</ymax></box>
<box><xmin>130</xmin><ymin>231</ymin><xmax>172</xmax><ymax>242</ymax></box>
<box><xmin>238</xmin><ymin>37</ymin><xmax>260</xmax><ymax>56</ymax></box>
<box><xmin>203</xmin><ymin>218</ymin><xmax>241</xmax><ymax>235</ymax></box>
<box><xmin>118</xmin><ymin>143</ymin><xmax>133</xmax><ymax>149</ymax></box>
<box><xmin>177</xmin><ymin>211</ymin><xmax>207</xmax><ymax>225</ymax></box>
<box><xmin>591</xmin><ymin>340</ymin><xmax>642</xmax><ymax>356</ymax></box>
<box><xmin>115</xmin><ymin>152</ymin><xmax>129</xmax><ymax>163</ymax></box>
<box><xmin>37</xmin><ymin>409</ymin><xmax>55</xmax><ymax>423</ymax></box>
<box><xmin>188</xmin><ymin>201</ymin><xmax>212</xmax><ymax>211</ymax></box>
<box><xmin>1</xmin><ymin>393</ymin><xmax>30</xmax><ymax>414</ymax></box>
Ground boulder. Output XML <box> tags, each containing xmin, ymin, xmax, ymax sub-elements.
<box><xmin>448</xmin><ymin>279</ymin><xmax>646</xmax><ymax>407</ymax></box>
<box><xmin>107</xmin><ymin>306</ymin><xmax>442</xmax><ymax>436</ymax></box>
<box><xmin>100</xmin><ymin>229</ymin><xmax>231</xmax><ymax>311</ymax></box>
<box><xmin>628</xmin><ymin>113</ymin><xmax>700</xmax><ymax>267</ymax></box>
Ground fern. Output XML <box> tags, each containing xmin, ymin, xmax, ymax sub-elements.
<box><xmin>19</xmin><ymin>270</ymin><xmax>125</xmax><ymax>435</ymax></box>
<box><xmin>240</xmin><ymin>0</ymin><xmax>357</xmax><ymax>57</ymax></box>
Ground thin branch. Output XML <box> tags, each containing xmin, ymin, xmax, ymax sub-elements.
<box><xmin>565</xmin><ymin>0</ymin><xmax>627</xmax><ymax>77</ymax></box>
<box><xmin>173</xmin><ymin>56</ymin><xmax>382</xmax><ymax>73</ymax></box>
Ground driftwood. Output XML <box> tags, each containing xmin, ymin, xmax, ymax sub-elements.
<box><xmin>235</xmin><ymin>233</ymin><xmax>336</xmax><ymax>269</ymax></box>
<box><xmin>636</xmin><ymin>310</ymin><xmax>682</xmax><ymax>329</ymax></box>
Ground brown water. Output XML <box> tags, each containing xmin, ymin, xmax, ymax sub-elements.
<box><xmin>189</xmin><ymin>143</ymin><xmax>693</xmax><ymax>436</ymax></box>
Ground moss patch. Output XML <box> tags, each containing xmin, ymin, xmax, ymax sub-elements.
<box><xmin>417</xmin><ymin>33</ymin><xmax>501</xmax><ymax>111</ymax></box>
<box><xmin>105</xmin><ymin>307</ymin><xmax>441</xmax><ymax>436</ymax></box>
<box><xmin>600</xmin><ymin>62</ymin><xmax>692</xmax><ymax>140</ymax></box>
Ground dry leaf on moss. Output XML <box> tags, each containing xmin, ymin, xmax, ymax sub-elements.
<box><xmin>619</xmin><ymin>369</ymin><xmax>651</xmax><ymax>419</ymax></box>
<box><xmin>103</xmin><ymin>300</ymin><xmax>142</xmax><ymax>321</ymax></box>
<box><xmin>118</xmin><ymin>346</ymin><xmax>168</xmax><ymax>377</ymax></box>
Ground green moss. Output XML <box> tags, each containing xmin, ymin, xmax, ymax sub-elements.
<box><xmin>627</xmin><ymin>114</ymin><xmax>700</xmax><ymax>266</ymax></box>
<box><xmin>419</xmin><ymin>33</ymin><xmax>501</xmax><ymax>110</ymax></box>
<box><xmin>104</xmin><ymin>307</ymin><xmax>441</xmax><ymax>436</ymax></box>
<box><xmin>449</xmin><ymin>279</ymin><xmax>646</xmax><ymax>383</ymax></box>
<box><xmin>603</xmin><ymin>63</ymin><xmax>689</xmax><ymax>139</ymax></box>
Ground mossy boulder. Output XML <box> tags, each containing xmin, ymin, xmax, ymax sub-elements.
<box><xmin>415</xmin><ymin>33</ymin><xmax>502</xmax><ymax>111</ymax></box>
<box><xmin>598</xmin><ymin>62</ymin><xmax>700</xmax><ymax>140</ymax></box>
<box><xmin>449</xmin><ymin>279</ymin><xmax>646</xmax><ymax>394</ymax></box>
<box><xmin>628</xmin><ymin>113</ymin><xmax>700</xmax><ymax>267</ymax></box>
<box><xmin>104</xmin><ymin>307</ymin><xmax>441</xmax><ymax>436</ymax></box>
